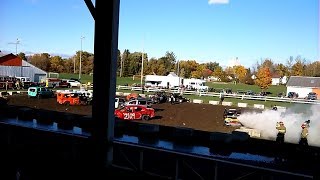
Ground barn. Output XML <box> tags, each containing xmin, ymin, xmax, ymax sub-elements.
<box><xmin>0</xmin><ymin>53</ymin><xmax>47</xmax><ymax>82</ymax></box>
<box><xmin>286</xmin><ymin>76</ymin><xmax>320</xmax><ymax>99</ymax></box>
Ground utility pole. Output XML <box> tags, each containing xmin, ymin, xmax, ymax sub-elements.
<box><xmin>140</xmin><ymin>37</ymin><xmax>145</xmax><ymax>93</ymax></box>
<box><xmin>141</xmin><ymin>50</ymin><xmax>144</xmax><ymax>88</ymax></box>
<box><xmin>79</xmin><ymin>36</ymin><xmax>85</xmax><ymax>80</ymax></box>
<box><xmin>73</xmin><ymin>56</ymin><xmax>76</xmax><ymax>73</ymax></box>
<box><xmin>8</xmin><ymin>38</ymin><xmax>20</xmax><ymax>55</ymax></box>
<box><xmin>120</xmin><ymin>52</ymin><xmax>123</xmax><ymax>77</ymax></box>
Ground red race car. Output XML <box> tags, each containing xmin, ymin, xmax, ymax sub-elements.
<box><xmin>114</xmin><ymin>104</ymin><xmax>155</xmax><ymax>121</ymax></box>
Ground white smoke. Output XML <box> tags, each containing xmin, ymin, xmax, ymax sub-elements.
<box><xmin>238</xmin><ymin>105</ymin><xmax>320</xmax><ymax>147</ymax></box>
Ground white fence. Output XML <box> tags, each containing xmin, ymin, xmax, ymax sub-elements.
<box><xmin>117</xmin><ymin>85</ymin><xmax>320</xmax><ymax>105</ymax></box>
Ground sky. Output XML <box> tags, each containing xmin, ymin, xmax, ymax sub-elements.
<box><xmin>1</xmin><ymin>0</ymin><xmax>319</xmax><ymax>68</ymax></box>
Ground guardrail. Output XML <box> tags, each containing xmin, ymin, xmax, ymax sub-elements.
<box><xmin>117</xmin><ymin>85</ymin><xmax>320</xmax><ymax>105</ymax></box>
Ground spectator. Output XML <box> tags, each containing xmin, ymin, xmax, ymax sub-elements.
<box><xmin>220</xmin><ymin>93</ymin><xmax>225</xmax><ymax>104</ymax></box>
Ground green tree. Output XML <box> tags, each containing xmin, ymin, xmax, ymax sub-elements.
<box><xmin>122</xmin><ymin>49</ymin><xmax>130</xmax><ymax>77</ymax></box>
<box><xmin>17</xmin><ymin>52</ymin><xmax>26</xmax><ymax>60</ymax></box>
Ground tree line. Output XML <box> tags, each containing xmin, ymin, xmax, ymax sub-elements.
<box><xmin>16</xmin><ymin>50</ymin><xmax>320</xmax><ymax>90</ymax></box>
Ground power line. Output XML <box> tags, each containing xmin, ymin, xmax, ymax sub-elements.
<box><xmin>8</xmin><ymin>38</ymin><xmax>20</xmax><ymax>55</ymax></box>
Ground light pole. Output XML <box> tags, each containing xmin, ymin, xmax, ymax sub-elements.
<box><xmin>140</xmin><ymin>50</ymin><xmax>144</xmax><ymax>94</ymax></box>
<box><xmin>79</xmin><ymin>36</ymin><xmax>85</xmax><ymax>80</ymax></box>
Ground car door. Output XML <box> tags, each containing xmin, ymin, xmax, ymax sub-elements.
<box><xmin>123</xmin><ymin>106</ymin><xmax>136</xmax><ymax>120</ymax></box>
<box><xmin>134</xmin><ymin>107</ymin><xmax>143</xmax><ymax>119</ymax></box>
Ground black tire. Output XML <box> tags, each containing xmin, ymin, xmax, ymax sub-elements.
<box><xmin>64</xmin><ymin>101</ymin><xmax>70</xmax><ymax>106</ymax></box>
<box><xmin>142</xmin><ymin>115</ymin><xmax>150</xmax><ymax>121</ymax></box>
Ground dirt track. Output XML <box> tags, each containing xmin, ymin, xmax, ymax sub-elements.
<box><xmin>5</xmin><ymin>94</ymin><xmax>260</xmax><ymax>133</ymax></box>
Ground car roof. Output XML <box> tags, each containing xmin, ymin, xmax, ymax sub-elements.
<box><xmin>125</xmin><ymin>104</ymin><xmax>148</xmax><ymax>108</ymax></box>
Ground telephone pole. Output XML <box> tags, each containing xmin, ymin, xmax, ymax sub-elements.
<box><xmin>79</xmin><ymin>36</ymin><xmax>85</xmax><ymax>80</ymax></box>
<box><xmin>8</xmin><ymin>38</ymin><xmax>20</xmax><ymax>55</ymax></box>
<box><xmin>141</xmin><ymin>50</ymin><xmax>144</xmax><ymax>87</ymax></box>
<box><xmin>120</xmin><ymin>52</ymin><xmax>123</xmax><ymax>77</ymax></box>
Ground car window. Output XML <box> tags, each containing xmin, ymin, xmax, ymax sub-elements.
<box><xmin>138</xmin><ymin>101</ymin><xmax>146</xmax><ymax>105</ymax></box>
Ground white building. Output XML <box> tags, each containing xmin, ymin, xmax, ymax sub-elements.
<box><xmin>286</xmin><ymin>76</ymin><xmax>320</xmax><ymax>99</ymax></box>
<box><xmin>144</xmin><ymin>72</ymin><xmax>182</xmax><ymax>88</ymax></box>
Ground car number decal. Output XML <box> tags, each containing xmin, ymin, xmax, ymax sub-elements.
<box><xmin>124</xmin><ymin>113</ymin><xmax>135</xmax><ymax>119</ymax></box>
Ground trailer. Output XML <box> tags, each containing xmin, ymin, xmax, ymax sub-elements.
<box><xmin>183</xmin><ymin>78</ymin><xmax>209</xmax><ymax>91</ymax></box>
<box><xmin>145</xmin><ymin>74</ymin><xmax>182</xmax><ymax>88</ymax></box>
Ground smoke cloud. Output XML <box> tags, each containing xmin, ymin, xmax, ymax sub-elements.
<box><xmin>238</xmin><ymin>105</ymin><xmax>320</xmax><ymax>147</ymax></box>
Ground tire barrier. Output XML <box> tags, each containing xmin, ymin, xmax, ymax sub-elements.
<box><xmin>17</xmin><ymin>107</ymin><xmax>35</xmax><ymax>121</ymax></box>
<box><xmin>237</xmin><ymin>102</ymin><xmax>248</xmax><ymax>108</ymax></box>
<box><xmin>209</xmin><ymin>100</ymin><xmax>219</xmax><ymax>105</ymax></box>
<box><xmin>192</xmin><ymin>99</ymin><xmax>203</xmax><ymax>104</ymax></box>
<box><xmin>222</xmin><ymin>101</ymin><xmax>232</xmax><ymax>106</ymax></box>
<box><xmin>253</xmin><ymin>104</ymin><xmax>265</xmax><ymax>109</ymax></box>
<box><xmin>115</xmin><ymin>92</ymin><xmax>124</xmax><ymax>96</ymax></box>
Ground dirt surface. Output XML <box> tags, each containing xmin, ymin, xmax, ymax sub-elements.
<box><xmin>5</xmin><ymin>94</ymin><xmax>259</xmax><ymax>133</ymax></box>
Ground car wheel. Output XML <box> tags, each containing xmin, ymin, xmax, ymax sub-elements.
<box><xmin>64</xmin><ymin>101</ymin><xmax>70</xmax><ymax>106</ymax></box>
<box><xmin>142</xmin><ymin>115</ymin><xmax>150</xmax><ymax>121</ymax></box>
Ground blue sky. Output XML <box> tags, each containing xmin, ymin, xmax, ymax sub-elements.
<box><xmin>1</xmin><ymin>0</ymin><xmax>319</xmax><ymax>68</ymax></box>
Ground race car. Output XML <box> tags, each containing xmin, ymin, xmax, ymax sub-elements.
<box><xmin>223</xmin><ymin>108</ymin><xmax>241</xmax><ymax>118</ymax></box>
<box><xmin>223</xmin><ymin>108</ymin><xmax>242</xmax><ymax>127</ymax></box>
<box><xmin>114</xmin><ymin>104</ymin><xmax>155</xmax><ymax>121</ymax></box>
<box><xmin>224</xmin><ymin>116</ymin><xmax>242</xmax><ymax>127</ymax></box>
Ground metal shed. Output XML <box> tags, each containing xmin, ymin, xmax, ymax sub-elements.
<box><xmin>0</xmin><ymin>60</ymin><xmax>47</xmax><ymax>82</ymax></box>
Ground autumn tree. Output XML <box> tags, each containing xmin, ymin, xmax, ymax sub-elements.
<box><xmin>204</xmin><ymin>62</ymin><xmax>220</xmax><ymax>72</ymax></box>
<box><xmin>50</xmin><ymin>56</ymin><xmax>65</xmax><ymax>72</ymax></box>
<box><xmin>213</xmin><ymin>66</ymin><xmax>227</xmax><ymax>82</ymax></box>
<box><xmin>233</xmin><ymin>65</ymin><xmax>247</xmax><ymax>83</ymax></box>
<box><xmin>179</xmin><ymin>60</ymin><xmax>198</xmax><ymax>78</ymax></box>
<box><xmin>244</xmin><ymin>68</ymin><xmax>254</xmax><ymax>85</ymax></box>
<box><xmin>29</xmin><ymin>53</ymin><xmax>51</xmax><ymax>71</ymax></box>
<box><xmin>291</xmin><ymin>56</ymin><xmax>305</xmax><ymax>76</ymax></box>
<box><xmin>304</xmin><ymin>61</ymin><xmax>320</xmax><ymax>77</ymax></box>
<box><xmin>255</xmin><ymin>67</ymin><xmax>272</xmax><ymax>90</ymax></box>
<box><xmin>274</xmin><ymin>63</ymin><xmax>289</xmax><ymax>77</ymax></box>
<box><xmin>261</xmin><ymin>59</ymin><xmax>275</xmax><ymax>74</ymax></box>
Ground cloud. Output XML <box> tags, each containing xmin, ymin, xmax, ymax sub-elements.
<box><xmin>208</xmin><ymin>0</ymin><xmax>229</xmax><ymax>5</ymax></box>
